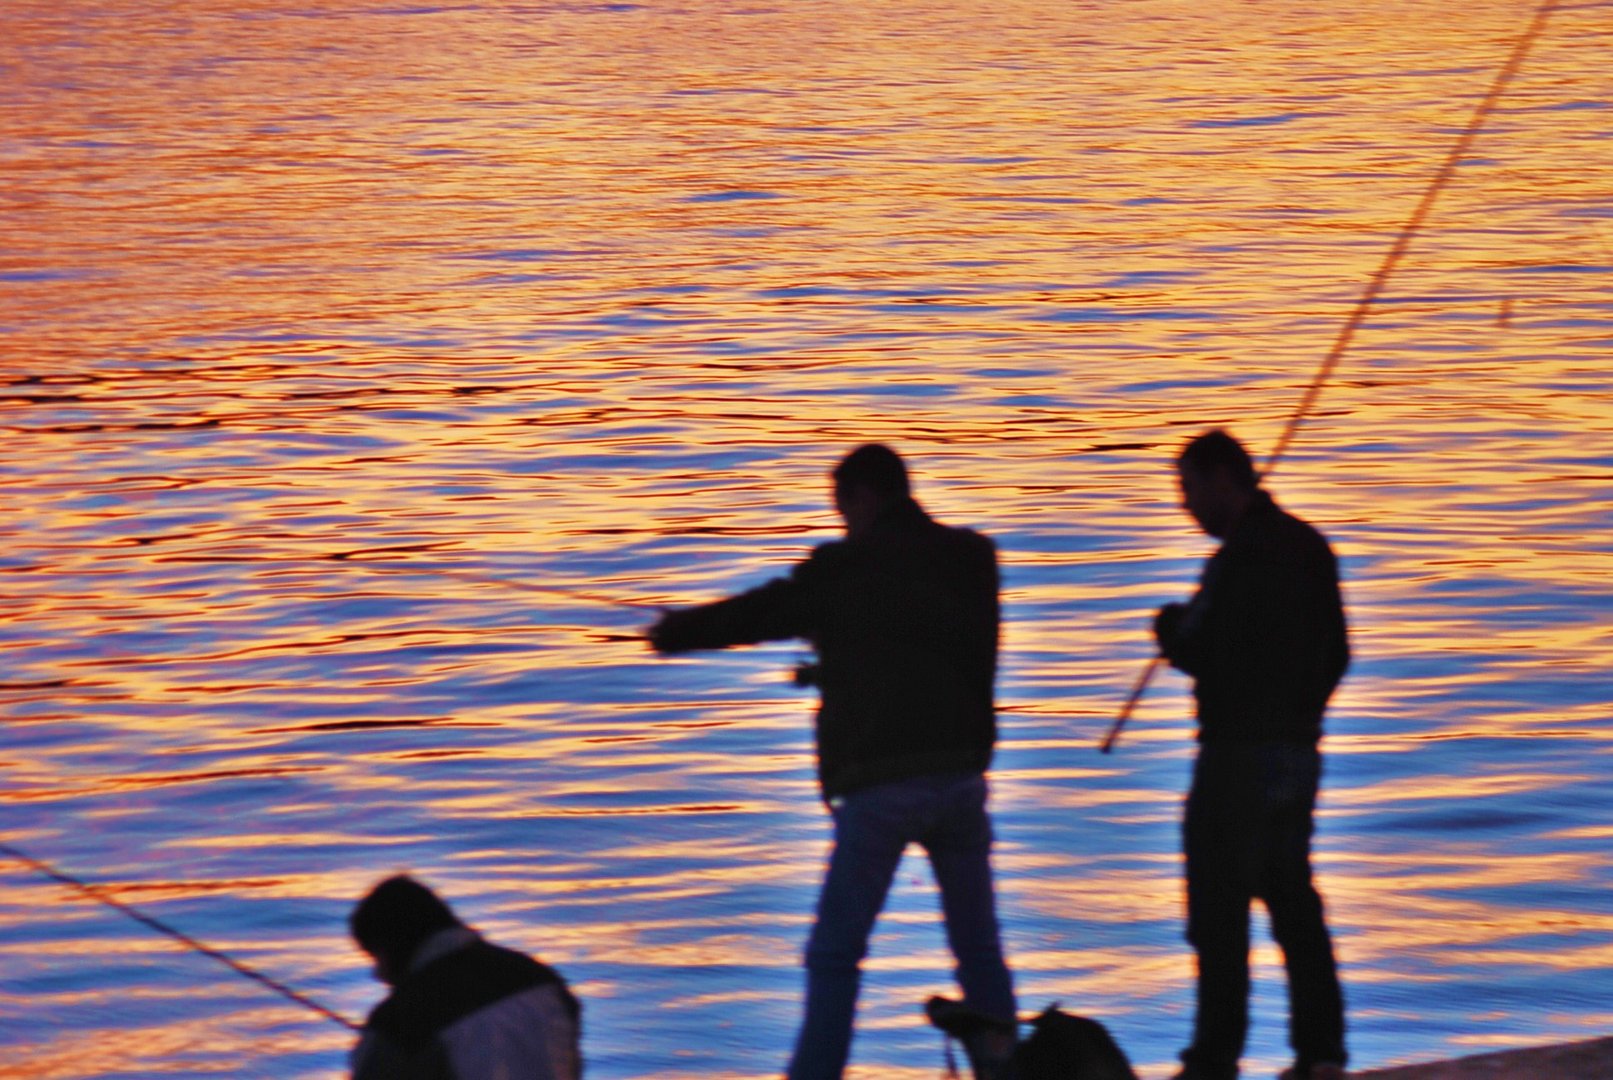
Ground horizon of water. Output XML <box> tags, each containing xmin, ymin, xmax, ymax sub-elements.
<box><xmin>2</xmin><ymin>1</ymin><xmax>1611</xmax><ymax>1077</ymax></box>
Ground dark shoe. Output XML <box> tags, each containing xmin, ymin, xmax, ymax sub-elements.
<box><xmin>1172</xmin><ymin>1063</ymin><xmax>1237</xmax><ymax>1080</ymax></box>
<box><xmin>1278</xmin><ymin>1065</ymin><xmax>1346</xmax><ymax>1080</ymax></box>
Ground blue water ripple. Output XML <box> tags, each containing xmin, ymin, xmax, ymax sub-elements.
<box><xmin>686</xmin><ymin>190</ymin><xmax>786</xmax><ymax>203</ymax></box>
<box><xmin>1189</xmin><ymin>111</ymin><xmax>1329</xmax><ymax>128</ymax></box>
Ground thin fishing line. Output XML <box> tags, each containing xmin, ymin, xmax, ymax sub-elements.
<box><xmin>362</xmin><ymin>564</ymin><xmax>664</xmax><ymax>614</ymax></box>
<box><xmin>1103</xmin><ymin>0</ymin><xmax>1560</xmax><ymax>752</ymax></box>
<box><xmin>437</xmin><ymin>569</ymin><xmax>659</xmax><ymax>611</ymax></box>
<box><xmin>0</xmin><ymin>841</ymin><xmax>361</xmax><ymax>1032</ymax></box>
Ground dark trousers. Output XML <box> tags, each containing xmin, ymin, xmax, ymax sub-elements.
<box><xmin>1181</xmin><ymin>742</ymin><xmax>1345</xmax><ymax>1078</ymax></box>
<box><xmin>786</xmin><ymin>771</ymin><xmax>1016</xmax><ymax>1080</ymax></box>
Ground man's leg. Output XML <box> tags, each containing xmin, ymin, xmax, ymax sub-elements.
<box><xmin>925</xmin><ymin>772</ymin><xmax>1016</xmax><ymax>1080</ymax></box>
<box><xmin>1260</xmin><ymin>746</ymin><xmax>1346</xmax><ymax>1073</ymax></box>
<box><xmin>1181</xmin><ymin>746</ymin><xmax>1261</xmax><ymax>1079</ymax></box>
<box><xmin>924</xmin><ymin>772</ymin><xmax>1016</xmax><ymax>1026</ymax></box>
<box><xmin>786</xmin><ymin>790</ymin><xmax>908</xmax><ymax>1080</ymax></box>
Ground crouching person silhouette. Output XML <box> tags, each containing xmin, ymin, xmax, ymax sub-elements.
<box><xmin>648</xmin><ymin>445</ymin><xmax>1018</xmax><ymax>1080</ymax></box>
<box><xmin>349</xmin><ymin>875</ymin><xmax>581</xmax><ymax>1080</ymax></box>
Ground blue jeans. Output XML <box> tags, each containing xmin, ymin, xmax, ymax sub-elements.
<box><xmin>785</xmin><ymin>771</ymin><xmax>1016</xmax><ymax>1080</ymax></box>
<box><xmin>1181</xmin><ymin>742</ymin><xmax>1346</xmax><ymax>1079</ymax></box>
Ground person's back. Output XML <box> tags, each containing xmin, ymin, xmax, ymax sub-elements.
<box><xmin>350</xmin><ymin>876</ymin><xmax>581</xmax><ymax>1080</ymax></box>
<box><xmin>794</xmin><ymin>496</ymin><xmax>999</xmax><ymax>795</ymax></box>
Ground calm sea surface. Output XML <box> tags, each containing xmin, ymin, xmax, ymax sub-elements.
<box><xmin>2</xmin><ymin>1</ymin><xmax>1611</xmax><ymax>1076</ymax></box>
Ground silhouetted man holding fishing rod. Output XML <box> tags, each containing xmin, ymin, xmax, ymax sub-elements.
<box><xmin>648</xmin><ymin>444</ymin><xmax>1017</xmax><ymax>1080</ymax></box>
<box><xmin>1155</xmin><ymin>430</ymin><xmax>1349</xmax><ymax>1080</ymax></box>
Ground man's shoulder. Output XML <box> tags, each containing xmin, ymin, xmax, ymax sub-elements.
<box><xmin>1275</xmin><ymin>503</ymin><xmax>1335</xmax><ymax>553</ymax></box>
<box><xmin>931</xmin><ymin>521</ymin><xmax>999</xmax><ymax>566</ymax></box>
<box><xmin>370</xmin><ymin>941</ymin><xmax>566</xmax><ymax>1045</ymax></box>
<box><xmin>815</xmin><ymin>520</ymin><xmax>996</xmax><ymax>562</ymax></box>
<box><xmin>800</xmin><ymin>537</ymin><xmax>851</xmax><ymax>575</ymax></box>
<box><xmin>948</xmin><ymin>522</ymin><xmax>996</xmax><ymax>551</ymax></box>
<box><xmin>1239</xmin><ymin>497</ymin><xmax>1338</xmax><ymax>567</ymax></box>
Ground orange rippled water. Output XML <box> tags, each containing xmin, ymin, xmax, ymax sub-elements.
<box><xmin>1</xmin><ymin>1</ymin><xmax>1610</xmax><ymax>1077</ymax></box>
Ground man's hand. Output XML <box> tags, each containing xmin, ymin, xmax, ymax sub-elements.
<box><xmin>1154</xmin><ymin>602</ymin><xmax>1188</xmax><ymax>649</ymax></box>
<box><xmin>644</xmin><ymin>608</ymin><xmax>685</xmax><ymax>654</ymax></box>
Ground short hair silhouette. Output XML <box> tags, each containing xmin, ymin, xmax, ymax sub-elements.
<box><xmin>1178</xmin><ymin>429</ymin><xmax>1257</xmax><ymax>490</ymax></box>
<box><xmin>833</xmin><ymin>443</ymin><xmax>910</xmax><ymax>499</ymax></box>
<box><xmin>350</xmin><ymin>875</ymin><xmax>461</xmax><ymax>966</ymax></box>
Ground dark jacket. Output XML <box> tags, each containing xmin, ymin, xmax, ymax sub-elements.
<box><xmin>1155</xmin><ymin>491</ymin><xmax>1349</xmax><ymax>744</ymax></box>
<box><xmin>652</xmin><ymin>497</ymin><xmax>999</xmax><ymax>798</ymax></box>
<box><xmin>352</xmin><ymin>927</ymin><xmax>581</xmax><ymax>1080</ymax></box>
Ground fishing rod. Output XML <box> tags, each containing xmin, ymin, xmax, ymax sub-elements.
<box><xmin>0</xmin><ymin>841</ymin><xmax>361</xmax><ymax>1032</ymax></box>
<box><xmin>1100</xmin><ymin>0</ymin><xmax>1561</xmax><ymax>753</ymax></box>
<box><xmin>359</xmin><ymin>564</ymin><xmax>665</xmax><ymax>615</ymax></box>
<box><xmin>446</xmin><ymin>574</ymin><xmax>661</xmax><ymax>613</ymax></box>
<box><xmin>0</xmin><ymin>579</ymin><xmax>661</xmax><ymax>1033</ymax></box>
<box><xmin>418</xmin><ymin>567</ymin><xmax>671</xmax><ymax>643</ymax></box>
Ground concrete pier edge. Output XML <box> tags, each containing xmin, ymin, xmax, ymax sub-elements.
<box><xmin>1353</xmin><ymin>1035</ymin><xmax>1613</xmax><ymax>1079</ymax></box>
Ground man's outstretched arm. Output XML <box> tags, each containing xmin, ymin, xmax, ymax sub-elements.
<box><xmin>648</xmin><ymin>574</ymin><xmax>814</xmax><ymax>654</ymax></box>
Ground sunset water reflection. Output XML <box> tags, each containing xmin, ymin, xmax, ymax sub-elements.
<box><xmin>2</xmin><ymin>0</ymin><xmax>1611</xmax><ymax>1076</ymax></box>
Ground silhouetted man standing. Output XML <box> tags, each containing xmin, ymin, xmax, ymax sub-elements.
<box><xmin>648</xmin><ymin>444</ymin><xmax>1017</xmax><ymax>1080</ymax></box>
<box><xmin>1155</xmin><ymin>429</ymin><xmax>1349</xmax><ymax>1080</ymax></box>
